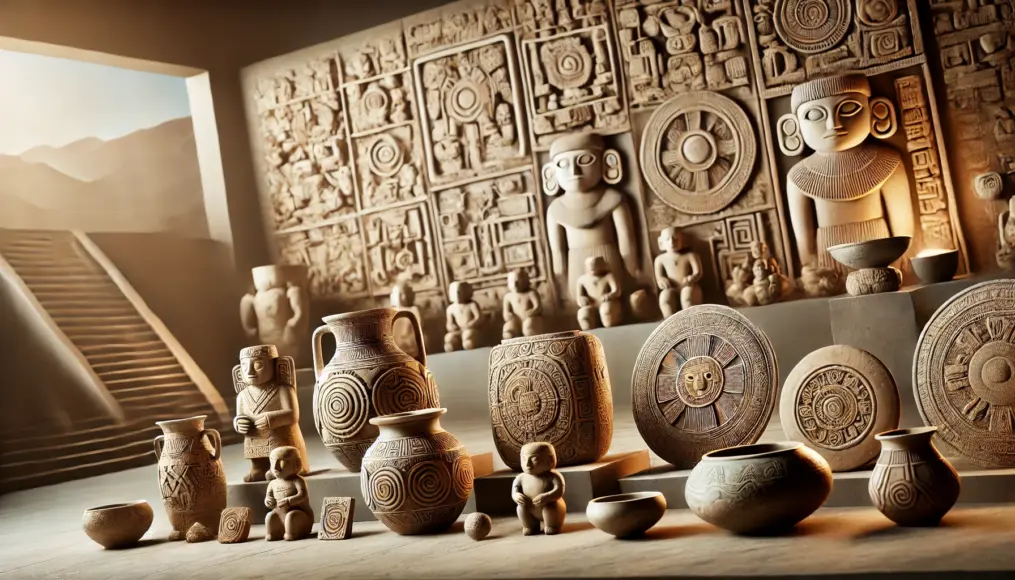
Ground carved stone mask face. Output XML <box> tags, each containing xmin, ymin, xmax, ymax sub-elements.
<box><xmin>552</xmin><ymin>149</ymin><xmax>602</xmax><ymax>193</ymax></box>
<box><xmin>242</xmin><ymin>355</ymin><xmax>275</xmax><ymax>386</ymax></box>
<box><xmin>796</xmin><ymin>93</ymin><xmax>871</xmax><ymax>153</ymax></box>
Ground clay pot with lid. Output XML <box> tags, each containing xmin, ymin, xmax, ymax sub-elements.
<box><xmin>868</xmin><ymin>426</ymin><xmax>960</xmax><ymax>526</ymax></box>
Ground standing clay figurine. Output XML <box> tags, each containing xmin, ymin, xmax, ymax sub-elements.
<box><xmin>654</xmin><ymin>226</ymin><xmax>702</xmax><ymax>317</ymax></box>
<box><xmin>512</xmin><ymin>442</ymin><xmax>566</xmax><ymax>536</ymax></box>
<box><xmin>264</xmin><ymin>446</ymin><xmax>314</xmax><ymax>541</ymax></box>
<box><xmin>445</xmin><ymin>281</ymin><xmax>482</xmax><ymax>351</ymax></box>
<box><xmin>996</xmin><ymin>196</ymin><xmax>1015</xmax><ymax>269</ymax></box>
<box><xmin>232</xmin><ymin>345</ymin><xmax>309</xmax><ymax>483</ymax></box>
<box><xmin>240</xmin><ymin>265</ymin><xmax>309</xmax><ymax>361</ymax></box>
<box><xmin>391</xmin><ymin>281</ymin><xmax>424</xmax><ymax>359</ymax></box>
<box><xmin>502</xmin><ymin>269</ymin><xmax>544</xmax><ymax>339</ymax></box>
<box><xmin>576</xmin><ymin>256</ymin><xmax>622</xmax><ymax>330</ymax></box>
<box><xmin>543</xmin><ymin>133</ymin><xmax>642</xmax><ymax>307</ymax></box>
<box><xmin>785</xmin><ymin>73</ymin><xmax>913</xmax><ymax>275</ymax></box>
<box><xmin>745</xmin><ymin>240</ymin><xmax>789</xmax><ymax>306</ymax></box>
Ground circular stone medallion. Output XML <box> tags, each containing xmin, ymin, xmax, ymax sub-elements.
<box><xmin>632</xmin><ymin>305</ymin><xmax>778</xmax><ymax>468</ymax></box>
<box><xmin>781</xmin><ymin>345</ymin><xmax>899</xmax><ymax>471</ymax></box>
<box><xmin>639</xmin><ymin>91</ymin><xmax>757</xmax><ymax>215</ymax></box>
<box><xmin>914</xmin><ymin>279</ymin><xmax>1015</xmax><ymax>468</ymax></box>
<box><xmin>774</xmin><ymin>0</ymin><xmax>852</xmax><ymax>55</ymax></box>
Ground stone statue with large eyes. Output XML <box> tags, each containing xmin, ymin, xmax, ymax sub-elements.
<box><xmin>780</xmin><ymin>73</ymin><xmax>913</xmax><ymax>273</ymax></box>
<box><xmin>543</xmin><ymin>133</ymin><xmax>642</xmax><ymax>307</ymax></box>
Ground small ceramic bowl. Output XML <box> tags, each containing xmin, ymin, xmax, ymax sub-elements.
<box><xmin>586</xmin><ymin>491</ymin><xmax>667</xmax><ymax>538</ymax></box>
<box><xmin>82</xmin><ymin>500</ymin><xmax>154</xmax><ymax>549</ymax></box>
<box><xmin>827</xmin><ymin>236</ymin><xmax>912</xmax><ymax>270</ymax></box>
<box><xmin>909</xmin><ymin>249</ymin><xmax>959</xmax><ymax>284</ymax></box>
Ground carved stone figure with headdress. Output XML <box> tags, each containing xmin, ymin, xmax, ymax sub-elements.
<box><xmin>232</xmin><ymin>345</ymin><xmax>309</xmax><ymax>483</ymax></box>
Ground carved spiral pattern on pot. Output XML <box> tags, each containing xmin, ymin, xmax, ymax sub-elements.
<box><xmin>639</xmin><ymin>91</ymin><xmax>756</xmax><ymax>215</ymax></box>
<box><xmin>316</xmin><ymin>373</ymin><xmax>371</xmax><ymax>440</ymax></box>
<box><xmin>915</xmin><ymin>280</ymin><xmax>1015</xmax><ymax>467</ymax></box>
<box><xmin>451</xmin><ymin>456</ymin><xmax>474</xmax><ymax>500</ymax></box>
<box><xmin>366</xmin><ymin>466</ymin><xmax>406</xmax><ymax>511</ymax></box>
<box><xmin>368</xmin><ymin>134</ymin><xmax>404</xmax><ymax>178</ymax></box>
<box><xmin>796</xmin><ymin>366</ymin><xmax>875</xmax><ymax>451</ymax></box>
<box><xmin>541</xmin><ymin>38</ymin><xmax>593</xmax><ymax>90</ymax></box>
<box><xmin>408</xmin><ymin>460</ymin><xmax>452</xmax><ymax>507</ymax></box>
<box><xmin>774</xmin><ymin>0</ymin><xmax>852</xmax><ymax>54</ymax></box>
<box><xmin>372</xmin><ymin>366</ymin><xmax>431</xmax><ymax>417</ymax></box>
<box><xmin>887</xmin><ymin>480</ymin><xmax>918</xmax><ymax>509</ymax></box>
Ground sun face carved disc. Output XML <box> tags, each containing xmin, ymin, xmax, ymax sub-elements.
<box><xmin>915</xmin><ymin>280</ymin><xmax>1015</xmax><ymax>468</ymax></box>
<box><xmin>632</xmin><ymin>305</ymin><xmax>778</xmax><ymax>468</ymax></box>
<box><xmin>774</xmin><ymin>0</ymin><xmax>852</xmax><ymax>55</ymax></box>
<box><xmin>639</xmin><ymin>91</ymin><xmax>757</xmax><ymax>215</ymax></box>
<box><xmin>781</xmin><ymin>345</ymin><xmax>900</xmax><ymax>471</ymax></box>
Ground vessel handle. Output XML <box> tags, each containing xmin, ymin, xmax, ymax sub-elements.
<box><xmin>394</xmin><ymin>309</ymin><xmax>427</xmax><ymax>367</ymax></box>
<box><xmin>153</xmin><ymin>435</ymin><xmax>164</xmax><ymax>460</ymax></box>
<box><xmin>201</xmin><ymin>429</ymin><xmax>222</xmax><ymax>461</ymax></box>
<box><xmin>312</xmin><ymin>324</ymin><xmax>329</xmax><ymax>379</ymax></box>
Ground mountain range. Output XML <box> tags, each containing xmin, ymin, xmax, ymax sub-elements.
<box><xmin>0</xmin><ymin>117</ymin><xmax>208</xmax><ymax>237</ymax></box>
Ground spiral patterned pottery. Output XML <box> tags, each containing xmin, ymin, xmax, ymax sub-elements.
<box><xmin>868</xmin><ymin>427</ymin><xmax>960</xmax><ymax>526</ymax></box>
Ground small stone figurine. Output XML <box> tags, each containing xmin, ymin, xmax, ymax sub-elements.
<box><xmin>445</xmin><ymin>281</ymin><xmax>482</xmax><ymax>351</ymax></box>
<box><xmin>654</xmin><ymin>227</ymin><xmax>702</xmax><ymax>317</ymax></box>
<box><xmin>576</xmin><ymin>256</ymin><xmax>622</xmax><ymax>330</ymax></box>
<box><xmin>502</xmin><ymin>269</ymin><xmax>543</xmax><ymax>339</ymax></box>
<box><xmin>391</xmin><ymin>281</ymin><xmax>424</xmax><ymax>358</ymax></box>
<box><xmin>264</xmin><ymin>446</ymin><xmax>314</xmax><ymax>542</ymax></box>
<box><xmin>512</xmin><ymin>442</ymin><xmax>566</xmax><ymax>536</ymax></box>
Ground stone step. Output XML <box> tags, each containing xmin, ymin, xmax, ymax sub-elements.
<box><xmin>102</xmin><ymin>372</ymin><xmax>191</xmax><ymax>387</ymax></box>
<box><xmin>85</xmin><ymin>349</ymin><xmax>174</xmax><ymax>364</ymax></box>
<box><xmin>76</xmin><ymin>340</ymin><xmax>166</xmax><ymax>354</ymax></box>
<box><xmin>97</xmin><ymin>363</ymin><xmax>182</xmax><ymax>379</ymax></box>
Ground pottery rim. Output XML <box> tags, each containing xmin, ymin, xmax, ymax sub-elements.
<box><xmin>588</xmin><ymin>491</ymin><xmax>664</xmax><ymax>505</ymax></box>
<box><xmin>370</xmin><ymin>407</ymin><xmax>446</xmax><ymax>427</ymax></box>
<box><xmin>154</xmin><ymin>415</ymin><xmax>207</xmax><ymax>428</ymax></box>
<box><xmin>826</xmin><ymin>236</ymin><xmax>912</xmax><ymax>269</ymax></box>
<box><xmin>84</xmin><ymin>500</ymin><xmax>150</xmax><ymax>514</ymax></box>
<box><xmin>321</xmin><ymin>307</ymin><xmax>396</xmax><ymax>324</ymax></box>
<box><xmin>502</xmin><ymin>330</ymin><xmax>581</xmax><ymax>344</ymax></box>
<box><xmin>909</xmin><ymin>249</ymin><xmax>959</xmax><ymax>283</ymax></box>
<box><xmin>875</xmin><ymin>426</ymin><xmax>937</xmax><ymax>441</ymax></box>
<box><xmin>700</xmin><ymin>441</ymin><xmax>802</xmax><ymax>461</ymax></box>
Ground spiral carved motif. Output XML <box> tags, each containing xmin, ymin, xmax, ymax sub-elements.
<box><xmin>452</xmin><ymin>455</ymin><xmax>475</xmax><ymax>500</ymax></box>
<box><xmin>408</xmin><ymin>461</ymin><xmax>452</xmax><ymax>507</ymax></box>
<box><xmin>319</xmin><ymin>497</ymin><xmax>354</xmax><ymax>540</ymax></box>
<box><xmin>366</xmin><ymin>466</ymin><xmax>406</xmax><ymax>512</ymax></box>
<box><xmin>887</xmin><ymin>480</ymin><xmax>918</xmax><ymax>509</ymax></box>
<box><xmin>368</xmin><ymin>134</ymin><xmax>404</xmax><ymax>178</ymax></box>
<box><xmin>541</xmin><ymin>38</ymin><xmax>593</xmax><ymax>90</ymax></box>
<box><xmin>316</xmin><ymin>373</ymin><xmax>371</xmax><ymax>440</ymax></box>
<box><xmin>217</xmin><ymin>507</ymin><xmax>251</xmax><ymax>544</ymax></box>
<box><xmin>774</xmin><ymin>0</ymin><xmax>852</xmax><ymax>54</ymax></box>
<box><xmin>372</xmin><ymin>366</ymin><xmax>431</xmax><ymax>417</ymax></box>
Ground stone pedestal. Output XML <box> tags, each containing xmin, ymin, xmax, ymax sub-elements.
<box><xmin>472</xmin><ymin>451</ymin><xmax>650</xmax><ymax>516</ymax></box>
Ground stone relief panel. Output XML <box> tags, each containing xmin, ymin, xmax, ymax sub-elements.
<box><xmin>362</xmin><ymin>202</ymin><xmax>441</xmax><ymax>297</ymax></box>
<box><xmin>276</xmin><ymin>219</ymin><xmax>369</xmax><ymax>299</ymax></box>
<box><xmin>351</xmin><ymin>124</ymin><xmax>427</xmax><ymax>212</ymax></box>
<box><xmin>514</xmin><ymin>0</ymin><xmax>629</xmax><ymax>148</ymax></box>
<box><xmin>405</xmin><ymin>0</ymin><xmax>515</xmax><ymax>59</ymax></box>
<box><xmin>746</xmin><ymin>0</ymin><xmax>919</xmax><ymax>94</ymax></box>
<box><xmin>614</xmin><ymin>0</ymin><xmax>752</xmax><ymax>110</ymax></box>
<box><xmin>338</xmin><ymin>27</ymin><xmax>409</xmax><ymax>83</ymax></box>
<box><xmin>414</xmin><ymin>35</ymin><xmax>529</xmax><ymax>186</ymax></box>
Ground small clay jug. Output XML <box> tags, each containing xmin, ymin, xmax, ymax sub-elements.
<box><xmin>360</xmin><ymin>408</ymin><xmax>473</xmax><ymax>535</ymax></box>
<box><xmin>868</xmin><ymin>426</ymin><xmax>960</xmax><ymax>526</ymax></box>
<box><xmin>154</xmin><ymin>415</ymin><xmax>227</xmax><ymax>541</ymax></box>
<box><xmin>312</xmin><ymin>308</ymin><xmax>440</xmax><ymax>471</ymax></box>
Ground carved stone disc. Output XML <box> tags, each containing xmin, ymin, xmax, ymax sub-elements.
<box><xmin>774</xmin><ymin>0</ymin><xmax>852</xmax><ymax>55</ymax></box>
<box><xmin>639</xmin><ymin>91</ymin><xmax>756</xmax><ymax>215</ymax></box>
<box><xmin>632</xmin><ymin>305</ymin><xmax>778</xmax><ymax>468</ymax></box>
<box><xmin>914</xmin><ymin>280</ymin><xmax>1015</xmax><ymax>468</ymax></box>
<box><xmin>781</xmin><ymin>345</ymin><xmax>900</xmax><ymax>471</ymax></box>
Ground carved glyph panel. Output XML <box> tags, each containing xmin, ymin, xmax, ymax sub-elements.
<box><xmin>404</xmin><ymin>0</ymin><xmax>514</xmax><ymax>59</ymax></box>
<box><xmin>277</xmin><ymin>219</ymin><xmax>369</xmax><ymax>299</ymax></box>
<box><xmin>414</xmin><ymin>35</ymin><xmax>529</xmax><ymax>185</ymax></box>
<box><xmin>345</xmin><ymin>72</ymin><xmax>416</xmax><ymax>138</ymax></box>
<box><xmin>362</xmin><ymin>202</ymin><xmax>441</xmax><ymax>297</ymax></box>
<box><xmin>614</xmin><ymin>0</ymin><xmax>752</xmax><ymax>109</ymax></box>
<box><xmin>338</xmin><ymin>27</ymin><xmax>409</xmax><ymax>83</ymax></box>
<box><xmin>352</xmin><ymin>124</ymin><xmax>427</xmax><ymax>212</ymax></box>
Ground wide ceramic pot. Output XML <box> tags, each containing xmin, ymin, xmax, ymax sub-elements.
<box><xmin>312</xmin><ymin>307</ymin><xmax>440</xmax><ymax>471</ymax></box>
<box><xmin>82</xmin><ymin>501</ymin><xmax>154</xmax><ymax>549</ymax></box>
<box><xmin>154</xmin><ymin>415</ymin><xmax>226</xmax><ymax>541</ymax></box>
<box><xmin>360</xmin><ymin>408</ymin><xmax>473</xmax><ymax>535</ymax></box>
<box><xmin>586</xmin><ymin>492</ymin><xmax>667</xmax><ymax>538</ymax></box>
<box><xmin>684</xmin><ymin>442</ymin><xmax>832</xmax><ymax>534</ymax></box>
<box><xmin>488</xmin><ymin>330</ymin><xmax>613</xmax><ymax>471</ymax></box>
<box><xmin>869</xmin><ymin>427</ymin><xmax>960</xmax><ymax>526</ymax></box>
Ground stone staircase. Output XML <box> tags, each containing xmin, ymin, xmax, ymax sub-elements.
<box><xmin>0</xmin><ymin>229</ymin><xmax>235</xmax><ymax>493</ymax></box>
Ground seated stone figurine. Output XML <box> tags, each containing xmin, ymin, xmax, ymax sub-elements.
<box><xmin>264</xmin><ymin>446</ymin><xmax>314</xmax><ymax>542</ymax></box>
<box><xmin>445</xmin><ymin>280</ymin><xmax>482</xmax><ymax>351</ymax></box>
<box><xmin>575</xmin><ymin>256</ymin><xmax>622</xmax><ymax>330</ymax></box>
<box><xmin>725</xmin><ymin>263</ymin><xmax>752</xmax><ymax>307</ymax></box>
<box><xmin>512</xmin><ymin>442</ymin><xmax>566</xmax><ymax>536</ymax></box>
<box><xmin>997</xmin><ymin>196</ymin><xmax>1015</xmax><ymax>269</ymax></box>
<box><xmin>502</xmin><ymin>269</ymin><xmax>543</xmax><ymax>339</ymax></box>
<box><xmin>654</xmin><ymin>226</ymin><xmax>702</xmax><ymax>317</ymax></box>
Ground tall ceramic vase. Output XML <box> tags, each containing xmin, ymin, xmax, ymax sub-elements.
<box><xmin>868</xmin><ymin>426</ymin><xmax>960</xmax><ymax>526</ymax></box>
<box><xmin>312</xmin><ymin>308</ymin><xmax>440</xmax><ymax>471</ymax></box>
<box><xmin>154</xmin><ymin>415</ymin><xmax>227</xmax><ymax>541</ymax></box>
<box><xmin>488</xmin><ymin>330</ymin><xmax>613</xmax><ymax>471</ymax></box>
<box><xmin>360</xmin><ymin>408</ymin><xmax>473</xmax><ymax>535</ymax></box>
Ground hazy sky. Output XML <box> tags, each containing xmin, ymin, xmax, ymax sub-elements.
<box><xmin>0</xmin><ymin>50</ymin><xmax>191</xmax><ymax>155</ymax></box>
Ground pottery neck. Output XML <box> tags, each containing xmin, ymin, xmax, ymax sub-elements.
<box><xmin>878</xmin><ymin>429</ymin><xmax>937</xmax><ymax>454</ymax></box>
<box><xmin>502</xmin><ymin>330</ymin><xmax>580</xmax><ymax>344</ymax></box>
<box><xmin>324</xmin><ymin>308</ymin><xmax>403</xmax><ymax>352</ymax></box>
<box><xmin>156</xmin><ymin>415</ymin><xmax>206</xmax><ymax>436</ymax></box>
<box><xmin>375</xmin><ymin>409</ymin><xmax>445</xmax><ymax>440</ymax></box>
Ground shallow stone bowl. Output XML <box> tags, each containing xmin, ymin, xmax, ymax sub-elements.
<box><xmin>684</xmin><ymin>442</ymin><xmax>832</xmax><ymax>535</ymax></box>
<box><xmin>827</xmin><ymin>236</ymin><xmax>912</xmax><ymax>270</ymax></box>
<box><xmin>909</xmin><ymin>249</ymin><xmax>959</xmax><ymax>284</ymax></box>
<box><xmin>586</xmin><ymin>492</ymin><xmax>667</xmax><ymax>538</ymax></box>
<box><xmin>82</xmin><ymin>500</ymin><xmax>154</xmax><ymax>549</ymax></box>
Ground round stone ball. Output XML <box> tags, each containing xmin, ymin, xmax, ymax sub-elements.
<box><xmin>464</xmin><ymin>512</ymin><xmax>492</xmax><ymax>541</ymax></box>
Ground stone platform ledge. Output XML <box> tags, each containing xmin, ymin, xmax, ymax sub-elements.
<box><xmin>227</xmin><ymin>452</ymin><xmax>494</xmax><ymax>522</ymax></box>
<box><xmin>620</xmin><ymin>464</ymin><xmax>1015</xmax><ymax>509</ymax></box>
<box><xmin>473</xmin><ymin>450</ymin><xmax>650</xmax><ymax>515</ymax></box>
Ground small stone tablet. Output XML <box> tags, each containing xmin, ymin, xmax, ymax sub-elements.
<box><xmin>318</xmin><ymin>497</ymin><xmax>355</xmax><ymax>540</ymax></box>
<box><xmin>781</xmin><ymin>345</ymin><xmax>900</xmax><ymax>471</ymax></box>
<box><xmin>218</xmin><ymin>507</ymin><xmax>252</xmax><ymax>544</ymax></box>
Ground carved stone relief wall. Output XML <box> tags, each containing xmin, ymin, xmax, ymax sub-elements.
<box><xmin>242</xmin><ymin>0</ymin><xmax>992</xmax><ymax>350</ymax></box>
